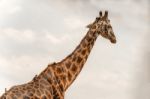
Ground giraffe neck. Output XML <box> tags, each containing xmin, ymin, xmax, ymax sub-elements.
<box><xmin>62</xmin><ymin>30</ymin><xmax>99</xmax><ymax>90</ymax></box>
<box><xmin>37</xmin><ymin>29</ymin><xmax>99</xmax><ymax>94</ymax></box>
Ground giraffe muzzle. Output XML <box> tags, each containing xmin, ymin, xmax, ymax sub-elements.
<box><xmin>110</xmin><ymin>37</ymin><xmax>116</xmax><ymax>43</ymax></box>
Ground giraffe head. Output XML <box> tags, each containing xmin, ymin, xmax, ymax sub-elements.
<box><xmin>87</xmin><ymin>11</ymin><xmax>116</xmax><ymax>43</ymax></box>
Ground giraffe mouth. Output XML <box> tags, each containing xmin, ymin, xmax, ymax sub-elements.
<box><xmin>110</xmin><ymin>37</ymin><xmax>116</xmax><ymax>43</ymax></box>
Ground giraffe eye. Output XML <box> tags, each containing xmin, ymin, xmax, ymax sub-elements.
<box><xmin>108</xmin><ymin>25</ymin><xmax>111</xmax><ymax>28</ymax></box>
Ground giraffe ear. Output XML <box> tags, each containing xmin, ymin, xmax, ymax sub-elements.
<box><xmin>86</xmin><ymin>23</ymin><xmax>93</xmax><ymax>28</ymax></box>
<box><xmin>104</xmin><ymin>11</ymin><xmax>108</xmax><ymax>18</ymax></box>
<box><xmin>99</xmin><ymin>11</ymin><xmax>102</xmax><ymax>17</ymax></box>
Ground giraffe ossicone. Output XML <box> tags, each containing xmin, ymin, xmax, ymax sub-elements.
<box><xmin>0</xmin><ymin>10</ymin><xmax>117</xmax><ymax>99</ymax></box>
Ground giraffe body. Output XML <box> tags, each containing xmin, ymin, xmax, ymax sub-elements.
<box><xmin>1</xmin><ymin>64</ymin><xmax>64</xmax><ymax>99</ymax></box>
<box><xmin>0</xmin><ymin>11</ymin><xmax>117</xmax><ymax>99</ymax></box>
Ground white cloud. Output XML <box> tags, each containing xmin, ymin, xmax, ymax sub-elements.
<box><xmin>0</xmin><ymin>28</ymin><xmax>35</xmax><ymax>42</ymax></box>
<box><xmin>63</xmin><ymin>16</ymin><xmax>86</xmax><ymax>29</ymax></box>
<box><xmin>0</xmin><ymin>28</ymin><xmax>72</xmax><ymax>44</ymax></box>
<box><xmin>46</xmin><ymin>32</ymin><xmax>71</xmax><ymax>44</ymax></box>
<box><xmin>0</xmin><ymin>0</ymin><xmax>21</xmax><ymax>18</ymax></box>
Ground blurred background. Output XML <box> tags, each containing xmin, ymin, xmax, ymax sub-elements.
<box><xmin>0</xmin><ymin>0</ymin><xmax>149</xmax><ymax>99</ymax></box>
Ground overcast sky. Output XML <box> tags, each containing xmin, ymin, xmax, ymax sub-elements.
<box><xmin>0</xmin><ymin>0</ymin><xmax>149</xmax><ymax>99</ymax></box>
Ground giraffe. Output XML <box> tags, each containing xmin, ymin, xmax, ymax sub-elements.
<box><xmin>0</xmin><ymin>11</ymin><xmax>116</xmax><ymax>99</ymax></box>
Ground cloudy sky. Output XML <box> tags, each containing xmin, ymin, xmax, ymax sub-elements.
<box><xmin>0</xmin><ymin>0</ymin><xmax>149</xmax><ymax>99</ymax></box>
